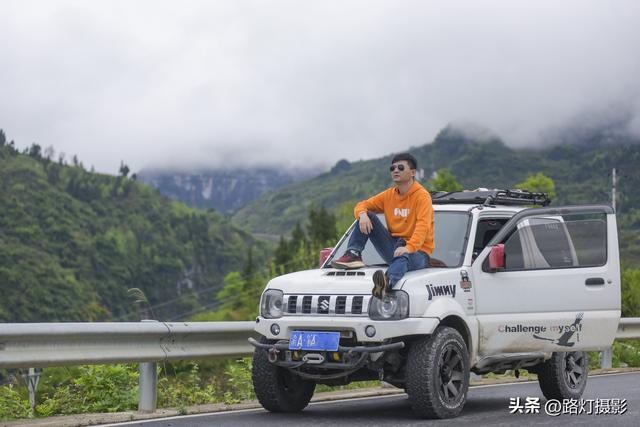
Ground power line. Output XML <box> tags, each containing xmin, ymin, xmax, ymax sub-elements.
<box><xmin>168</xmin><ymin>289</ymin><xmax>262</xmax><ymax>321</ymax></box>
<box><xmin>126</xmin><ymin>255</ymin><xmax>312</xmax><ymax>312</ymax></box>
<box><xmin>114</xmin><ymin>242</ymin><xmax>331</xmax><ymax>321</ymax></box>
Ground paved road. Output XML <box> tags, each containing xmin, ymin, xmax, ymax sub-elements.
<box><xmin>109</xmin><ymin>372</ymin><xmax>640</xmax><ymax>426</ymax></box>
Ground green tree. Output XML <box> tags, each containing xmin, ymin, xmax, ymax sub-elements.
<box><xmin>290</xmin><ymin>222</ymin><xmax>306</xmax><ymax>252</ymax></box>
<box><xmin>0</xmin><ymin>129</ymin><xmax>6</xmax><ymax>146</ymax></box>
<box><xmin>119</xmin><ymin>162</ymin><xmax>130</xmax><ymax>178</ymax></box>
<box><xmin>307</xmin><ymin>205</ymin><xmax>337</xmax><ymax>246</ymax></box>
<box><xmin>243</xmin><ymin>245</ymin><xmax>255</xmax><ymax>281</ymax></box>
<box><xmin>336</xmin><ymin>200</ymin><xmax>357</xmax><ymax>235</ymax></box>
<box><xmin>208</xmin><ymin>270</ymin><xmax>266</xmax><ymax>321</ymax></box>
<box><xmin>515</xmin><ymin>172</ymin><xmax>557</xmax><ymax>200</ymax></box>
<box><xmin>273</xmin><ymin>236</ymin><xmax>290</xmax><ymax>269</ymax></box>
<box><xmin>28</xmin><ymin>143</ymin><xmax>42</xmax><ymax>158</ymax></box>
<box><xmin>429</xmin><ymin>169</ymin><xmax>463</xmax><ymax>192</ymax></box>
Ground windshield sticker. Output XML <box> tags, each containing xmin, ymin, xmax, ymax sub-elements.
<box><xmin>460</xmin><ymin>270</ymin><xmax>472</xmax><ymax>292</ymax></box>
<box><xmin>426</xmin><ymin>284</ymin><xmax>456</xmax><ymax>300</ymax></box>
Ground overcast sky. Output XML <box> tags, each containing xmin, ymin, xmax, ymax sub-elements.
<box><xmin>1</xmin><ymin>1</ymin><xmax>639</xmax><ymax>174</ymax></box>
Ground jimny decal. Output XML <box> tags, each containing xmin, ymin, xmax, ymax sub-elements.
<box><xmin>426</xmin><ymin>284</ymin><xmax>456</xmax><ymax>300</ymax></box>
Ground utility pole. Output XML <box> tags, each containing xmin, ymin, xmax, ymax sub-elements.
<box><xmin>612</xmin><ymin>168</ymin><xmax>617</xmax><ymax>213</ymax></box>
<box><xmin>601</xmin><ymin>167</ymin><xmax>618</xmax><ymax>369</ymax></box>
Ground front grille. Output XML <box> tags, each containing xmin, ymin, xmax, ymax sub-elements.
<box><xmin>287</xmin><ymin>296</ymin><xmax>298</xmax><ymax>313</ymax></box>
<box><xmin>318</xmin><ymin>296</ymin><xmax>330</xmax><ymax>314</ymax></box>
<box><xmin>302</xmin><ymin>296</ymin><xmax>312</xmax><ymax>314</ymax></box>
<box><xmin>351</xmin><ymin>296</ymin><xmax>364</xmax><ymax>314</ymax></box>
<box><xmin>283</xmin><ymin>294</ymin><xmax>371</xmax><ymax>317</ymax></box>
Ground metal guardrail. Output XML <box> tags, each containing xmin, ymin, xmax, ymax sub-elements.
<box><xmin>0</xmin><ymin>321</ymin><xmax>256</xmax><ymax>368</ymax></box>
<box><xmin>616</xmin><ymin>317</ymin><xmax>640</xmax><ymax>340</ymax></box>
<box><xmin>600</xmin><ymin>317</ymin><xmax>640</xmax><ymax>370</ymax></box>
<box><xmin>0</xmin><ymin>318</ymin><xmax>638</xmax><ymax>413</ymax></box>
<box><xmin>0</xmin><ymin>320</ymin><xmax>257</xmax><ymax>412</ymax></box>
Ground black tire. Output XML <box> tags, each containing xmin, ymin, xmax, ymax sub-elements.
<box><xmin>252</xmin><ymin>339</ymin><xmax>316</xmax><ymax>412</ymax></box>
<box><xmin>406</xmin><ymin>327</ymin><xmax>470</xmax><ymax>419</ymax></box>
<box><xmin>537</xmin><ymin>351</ymin><xmax>588</xmax><ymax>400</ymax></box>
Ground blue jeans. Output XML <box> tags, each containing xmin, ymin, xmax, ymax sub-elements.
<box><xmin>347</xmin><ymin>211</ymin><xmax>430</xmax><ymax>287</ymax></box>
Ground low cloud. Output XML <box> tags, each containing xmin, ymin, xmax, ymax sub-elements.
<box><xmin>1</xmin><ymin>0</ymin><xmax>639</xmax><ymax>173</ymax></box>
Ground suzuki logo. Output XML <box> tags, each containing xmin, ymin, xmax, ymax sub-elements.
<box><xmin>319</xmin><ymin>299</ymin><xmax>330</xmax><ymax>311</ymax></box>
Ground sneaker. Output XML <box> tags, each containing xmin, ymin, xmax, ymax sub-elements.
<box><xmin>372</xmin><ymin>269</ymin><xmax>390</xmax><ymax>299</ymax></box>
<box><xmin>331</xmin><ymin>250</ymin><xmax>365</xmax><ymax>269</ymax></box>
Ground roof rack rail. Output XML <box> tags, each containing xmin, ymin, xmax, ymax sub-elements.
<box><xmin>430</xmin><ymin>189</ymin><xmax>551</xmax><ymax>206</ymax></box>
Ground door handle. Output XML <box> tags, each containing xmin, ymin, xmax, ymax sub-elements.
<box><xmin>585</xmin><ymin>277</ymin><xmax>605</xmax><ymax>286</ymax></box>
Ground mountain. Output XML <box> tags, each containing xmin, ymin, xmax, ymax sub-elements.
<box><xmin>138</xmin><ymin>167</ymin><xmax>319</xmax><ymax>215</ymax></box>
<box><xmin>0</xmin><ymin>134</ymin><xmax>267</xmax><ymax>322</ymax></box>
<box><xmin>230</xmin><ymin>124</ymin><xmax>640</xmax><ymax>262</ymax></box>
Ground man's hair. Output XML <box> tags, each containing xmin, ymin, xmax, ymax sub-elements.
<box><xmin>391</xmin><ymin>153</ymin><xmax>417</xmax><ymax>170</ymax></box>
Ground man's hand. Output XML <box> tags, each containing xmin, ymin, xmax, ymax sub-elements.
<box><xmin>359</xmin><ymin>212</ymin><xmax>373</xmax><ymax>234</ymax></box>
<box><xmin>394</xmin><ymin>246</ymin><xmax>409</xmax><ymax>257</ymax></box>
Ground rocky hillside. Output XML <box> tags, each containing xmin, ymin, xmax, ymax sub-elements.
<box><xmin>138</xmin><ymin>168</ymin><xmax>318</xmax><ymax>215</ymax></box>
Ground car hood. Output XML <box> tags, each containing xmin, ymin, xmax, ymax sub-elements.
<box><xmin>265</xmin><ymin>267</ymin><xmax>448</xmax><ymax>295</ymax></box>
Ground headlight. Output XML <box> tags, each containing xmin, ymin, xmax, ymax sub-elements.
<box><xmin>260</xmin><ymin>289</ymin><xmax>284</xmax><ymax>319</ymax></box>
<box><xmin>368</xmin><ymin>291</ymin><xmax>409</xmax><ymax>320</ymax></box>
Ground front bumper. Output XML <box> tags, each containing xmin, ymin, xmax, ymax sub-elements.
<box><xmin>249</xmin><ymin>337</ymin><xmax>404</xmax><ymax>365</ymax></box>
<box><xmin>254</xmin><ymin>316</ymin><xmax>440</xmax><ymax>342</ymax></box>
<box><xmin>249</xmin><ymin>337</ymin><xmax>406</xmax><ymax>379</ymax></box>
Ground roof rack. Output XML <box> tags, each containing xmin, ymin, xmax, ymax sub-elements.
<box><xmin>430</xmin><ymin>189</ymin><xmax>551</xmax><ymax>206</ymax></box>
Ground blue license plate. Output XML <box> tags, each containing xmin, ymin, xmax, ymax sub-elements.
<box><xmin>289</xmin><ymin>331</ymin><xmax>340</xmax><ymax>351</ymax></box>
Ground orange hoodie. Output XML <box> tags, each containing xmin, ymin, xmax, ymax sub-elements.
<box><xmin>354</xmin><ymin>180</ymin><xmax>435</xmax><ymax>255</ymax></box>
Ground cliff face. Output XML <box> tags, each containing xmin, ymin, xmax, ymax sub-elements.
<box><xmin>138</xmin><ymin>168</ymin><xmax>318</xmax><ymax>214</ymax></box>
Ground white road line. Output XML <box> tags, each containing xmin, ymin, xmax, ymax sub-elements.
<box><xmin>99</xmin><ymin>371</ymin><xmax>640</xmax><ymax>426</ymax></box>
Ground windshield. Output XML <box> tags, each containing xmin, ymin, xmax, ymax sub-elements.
<box><xmin>327</xmin><ymin>211</ymin><xmax>470</xmax><ymax>268</ymax></box>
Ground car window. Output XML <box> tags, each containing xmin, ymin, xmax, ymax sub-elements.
<box><xmin>472</xmin><ymin>218</ymin><xmax>509</xmax><ymax>262</ymax></box>
<box><xmin>502</xmin><ymin>213</ymin><xmax>607</xmax><ymax>271</ymax></box>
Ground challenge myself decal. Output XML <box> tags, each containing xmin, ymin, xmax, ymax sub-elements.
<box><xmin>533</xmin><ymin>312</ymin><xmax>583</xmax><ymax>347</ymax></box>
<box><xmin>498</xmin><ymin>313</ymin><xmax>584</xmax><ymax>347</ymax></box>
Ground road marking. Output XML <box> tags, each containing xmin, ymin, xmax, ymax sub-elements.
<box><xmin>98</xmin><ymin>407</ymin><xmax>267</xmax><ymax>426</ymax></box>
<box><xmin>100</xmin><ymin>371</ymin><xmax>640</xmax><ymax>426</ymax></box>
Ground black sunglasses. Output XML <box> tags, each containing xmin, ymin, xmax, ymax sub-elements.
<box><xmin>389</xmin><ymin>164</ymin><xmax>406</xmax><ymax>172</ymax></box>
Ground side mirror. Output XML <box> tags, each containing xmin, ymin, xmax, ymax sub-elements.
<box><xmin>488</xmin><ymin>244</ymin><xmax>505</xmax><ymax>272</ymax></box>
<box><xmin>319</xmin><ymin>248</ymin><xmax>334</xmax><ymax>267</ymax></box>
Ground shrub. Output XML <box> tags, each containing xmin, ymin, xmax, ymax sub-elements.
<box><xmin>157</xmin><ymin>363</ymin><xmax>217</xmax><ymax>408</ymax></box>
<box><xmin>36</xmin><ymin>365</ymin><xmax>138</xmax><ymax>416</ymax></box>
<box><xmin>0</xmin><ymin>384</ymin><xmax>32</xmax><ymax>421</ymax></box>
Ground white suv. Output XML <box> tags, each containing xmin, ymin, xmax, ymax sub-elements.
<box><xmin>249</xmin><ymin>190</ymin><xmax>621</xmax><ymax>419</ymax></box>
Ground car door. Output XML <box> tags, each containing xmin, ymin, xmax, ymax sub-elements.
<box><xmin>471</xmin><ymin>205</ymin><xmax>620</xmax><ymax>355</ymax></box>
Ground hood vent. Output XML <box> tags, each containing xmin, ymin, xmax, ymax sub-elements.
<box><xmin>325</xmin><ymin>271</ymin><xmax>365</xmax><ymax>277</ymax></box>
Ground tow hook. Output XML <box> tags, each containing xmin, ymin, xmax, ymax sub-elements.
<box><xmin>268</xmin><ymin>347</ymin><xmax>280</xmax><ymax>363</ymax></box>
<box><xmin>302</xmin><ymin>353</ymin><xmax>325</xmax><ymax>365</ymax></box>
